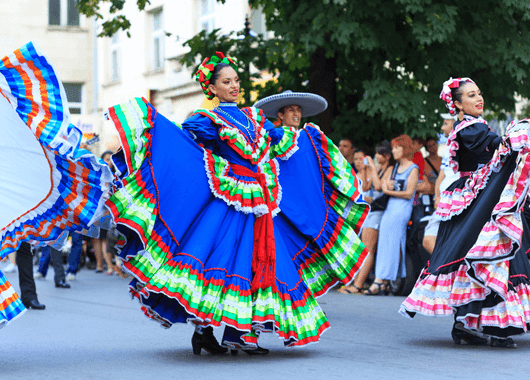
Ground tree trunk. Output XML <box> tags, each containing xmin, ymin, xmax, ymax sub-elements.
<box><xmin>308</xmin><ymin>46</ymin><xmax>337</xmax><ymax>135</ymax></box>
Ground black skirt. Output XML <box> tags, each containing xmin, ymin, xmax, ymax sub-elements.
<box><xmin>401</xmin><ymin>152</ymin><xmax>530</xmax><ymax>338</ymax></box>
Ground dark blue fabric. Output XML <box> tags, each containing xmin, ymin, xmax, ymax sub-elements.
<box><xmin>66</xmin><ymin>232</ymin><xmax>83</xmax><ymax>275</ymax></box>
<box><xmin>37</xmin><ymin>246</ymin><xmax>51</xmax><ymax>277</ymax></box>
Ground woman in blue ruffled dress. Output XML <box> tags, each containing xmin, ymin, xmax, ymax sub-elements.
<box><xmin>105</xmin><ymin>52</ymin><xmax>370</xmax><ymax>354</ymax></box>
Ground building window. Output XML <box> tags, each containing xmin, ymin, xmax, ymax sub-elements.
<box><xmin>110</xmin><ymin>33</ymin><xmax>120</xmax><ymax>82</ymax></box>
<box><xmin>151</xmin><ymin>9</ymin><xmax>165</xmax><ymax>70</ymax></box>
<box><xmin>63</xmin><ymin>83</ymin><xmax>83</xmax><ymax>114</ymax></box>
<box><xmin>49</xmin><ymin>0</ymin><xmax>80</xmax><ymax>26</ymax></box>
<box><xmin>199</xmin><ymin>0</ymin><xmax>215</xmax><ymax>33</ymax></box>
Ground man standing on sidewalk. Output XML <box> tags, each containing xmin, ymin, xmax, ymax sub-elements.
<box><xmin>34</xmin><ymin>245</ymin><xmax>71</xmax><ymax>288</ymax></box>
<box><xmin>17</xmin><ymin>242</ymin><xmax>45</xmax><ymax>310</ymax></box>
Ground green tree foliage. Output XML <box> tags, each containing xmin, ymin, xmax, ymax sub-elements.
<box><xmin>79</xmin><ymin>0</ymin><xmax>530</xmax><ymax>146</ymax></box>
<box><xmin>245</xmin><ymin>0</ymin><xmax>530</xmax><ymax>144</ymax></box>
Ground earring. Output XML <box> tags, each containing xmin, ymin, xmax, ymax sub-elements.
<box><xmin>212</xmin><ymin>96</ymin><xmax>220</xmax><ymax>108</ymax></box>
<box><xmin>458</xmin><ymin>109</ymin><xmax>464</xmax><ymax>121</ymax></box>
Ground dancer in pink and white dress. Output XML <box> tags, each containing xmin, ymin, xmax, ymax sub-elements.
<box><xmin>400</xmin><ymin>77</ymin><xmax>530</xmax><ymax>348</ymax></box>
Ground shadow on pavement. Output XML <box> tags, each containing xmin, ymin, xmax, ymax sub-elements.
<box><xmin>403</xmin><ymin>338</ymin><xmax>529</xmax><ymax>350</ymax></box>
<box><xmin>155</xmin><ymin>348</ymin><xmax>319</xmax><ymax>363</ymax></box>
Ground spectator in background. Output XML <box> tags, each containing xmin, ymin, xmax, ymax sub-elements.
<box><xmin>35</xmin><ymin>245</ymin><xmax>71</xmax><ymax>288</ymax></box>
<box><xmin>411</xmin><ymin>137</ymin><xmax>425</xmax><ymax>181</ymax></box>
<box><xmin>65</xmin><ymin>232</ymin><xmax>83</xmax><ymax>281</ymax></box>
<box><xmin>365</xmin><ymin>135</ymin><xmax>419</xmax><ymax>295</ymax></box>
<box><xmin>96</xmin><ymin>151</ymin><xmax>126</xmax><ymax>277</ymax></box>
<box><xmin>424</xmin><ymin>137</ymin><xmax>442</xmax><ymax>176</ymax></box>
<box><xmin>1</xmin><ymin>252</ymin><xmax>17</xmax><ymax>273</ymax></box>
<box><xmin>338</xmin><ymin>141</ymin><xmax>394</xmax><ymax>294</ymax></box>
<box><xmin>423</xmin><ymin>114</ymin><xmax>459</xmax><ymax>253</ymax></box>
<box><xmin>352</xmin><ymin>147</ymin><xmax>373</xmax><ymax>200</ymax></box>
<box><xmin>339</xmin><ymin>137</ymin><xmax>357</xmax><ymax>172</ymax></box>
<box><xmin>92</xmin><ymin>237</ymin><xmax>105</xmax><ymax>273</ymax></box>
<box><xmin>412</xmin><ymin>136</ymin><xmax>432</xmax><ymax>231</ymax></box>
<box><xmin>79</xmin><ymin>142</ymin><xmax>107</xmax><ymax>274</ymax></box>
<box><xmin>339</xmin><ymin>138</ymin><xmax>355</xmax><ymax>164</ymax></box>
<box><xmin>416</xmin><ymin>137</ymin><xmax>442</xmax><ymax>197</ymax></box>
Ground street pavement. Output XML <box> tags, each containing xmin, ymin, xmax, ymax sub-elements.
<box><xmin>1</xmin><ymin>262</ymin><xmax>529</xmax><ymax>380</ymax></box>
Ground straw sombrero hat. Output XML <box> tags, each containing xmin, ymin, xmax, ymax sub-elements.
<box><xmin>253</xmin><ymin>90</ymin><xmax>328</xmax><ymax>118</ymax></box>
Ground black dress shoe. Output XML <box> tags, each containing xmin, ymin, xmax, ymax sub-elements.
<box><xmin>191</xmin><ymin>327</ymin><xmax>228</xmax><ymax>355</ymax></box>
<box><xmin>451</xmin><ymin>323</ymin><xmax>487</xmax><ymax>345</ymax></box>
<box><xmin>490</xmin><ymin>337</ymin><xmax>517</xmax><ymax>348</ymax></box>
<box><xmin>55</xmin><ymin>280</ymin><xmax>71</xmax><ymax>288</ymax></box>
<box><xmin>23</xmin><ymin>299</ymin><xmax>46</xmax><ymax>310</ymax></box>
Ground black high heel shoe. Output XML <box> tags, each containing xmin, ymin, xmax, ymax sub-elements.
<box><xmin>230</xmin><ymin>346</ymin><xmax>270</xmax><ymax>356</ymax></box>
<box><xmin>191</xmin><ymin>327</ymin><xmax>228</xmax><ymax>355</ymax></box>
<box><xmin>451</xmin><ymin>323</ymin><xmax>487</xmax><ymax>345</ymax></box>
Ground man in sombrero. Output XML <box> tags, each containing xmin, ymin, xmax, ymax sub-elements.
<box><xmin>253</xmin><ymin>90</ymin><xmax>328</xmax><ymax>129</ymax></box>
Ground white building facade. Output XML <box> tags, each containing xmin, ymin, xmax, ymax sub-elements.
<box><xmin>1</xmin><ymin>1</ymin><xmax>268</xmax><ymax>154</ymax></box>
<box><xmin>97</xmin><ymin>0</ymin><xmax>267</xmax><ymax>131</ymax></box>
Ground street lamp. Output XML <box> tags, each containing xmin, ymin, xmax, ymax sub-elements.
<box><xmin>236</xmin><ymin>15</ymin><xmax>257</xmax><ymax>105</ymax></box>
<box><xmin>244</xmin><ymin>16</ymin><xmax>250</xmax><ymax>77</ymax></box>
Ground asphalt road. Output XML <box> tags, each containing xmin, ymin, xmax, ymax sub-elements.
<box><xmin>1</xmin><ymin>262</ymin><xmax>529</xmax><ymax>380</ymax></box>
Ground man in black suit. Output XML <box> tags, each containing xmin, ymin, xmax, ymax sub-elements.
<box><xmin>49</xmin><ymin>246</ymin><xmax>71</xmax><ymax>288</ymax></box>
<box><xmin>17</xmin><ymin>242</ymin><xmax>45</xmax><ymax>310</ymax></box>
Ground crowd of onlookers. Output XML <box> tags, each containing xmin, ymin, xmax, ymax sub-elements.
<box><xmin>336</xmin><ymin>114</ymin><xmax>457</xmax><ymax>296</ymax></box>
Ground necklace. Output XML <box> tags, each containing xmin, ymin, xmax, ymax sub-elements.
<box><xmin>214</xmin><ymin>107</ymin><xmax>257</xmax><ymax>144</ymax></box>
